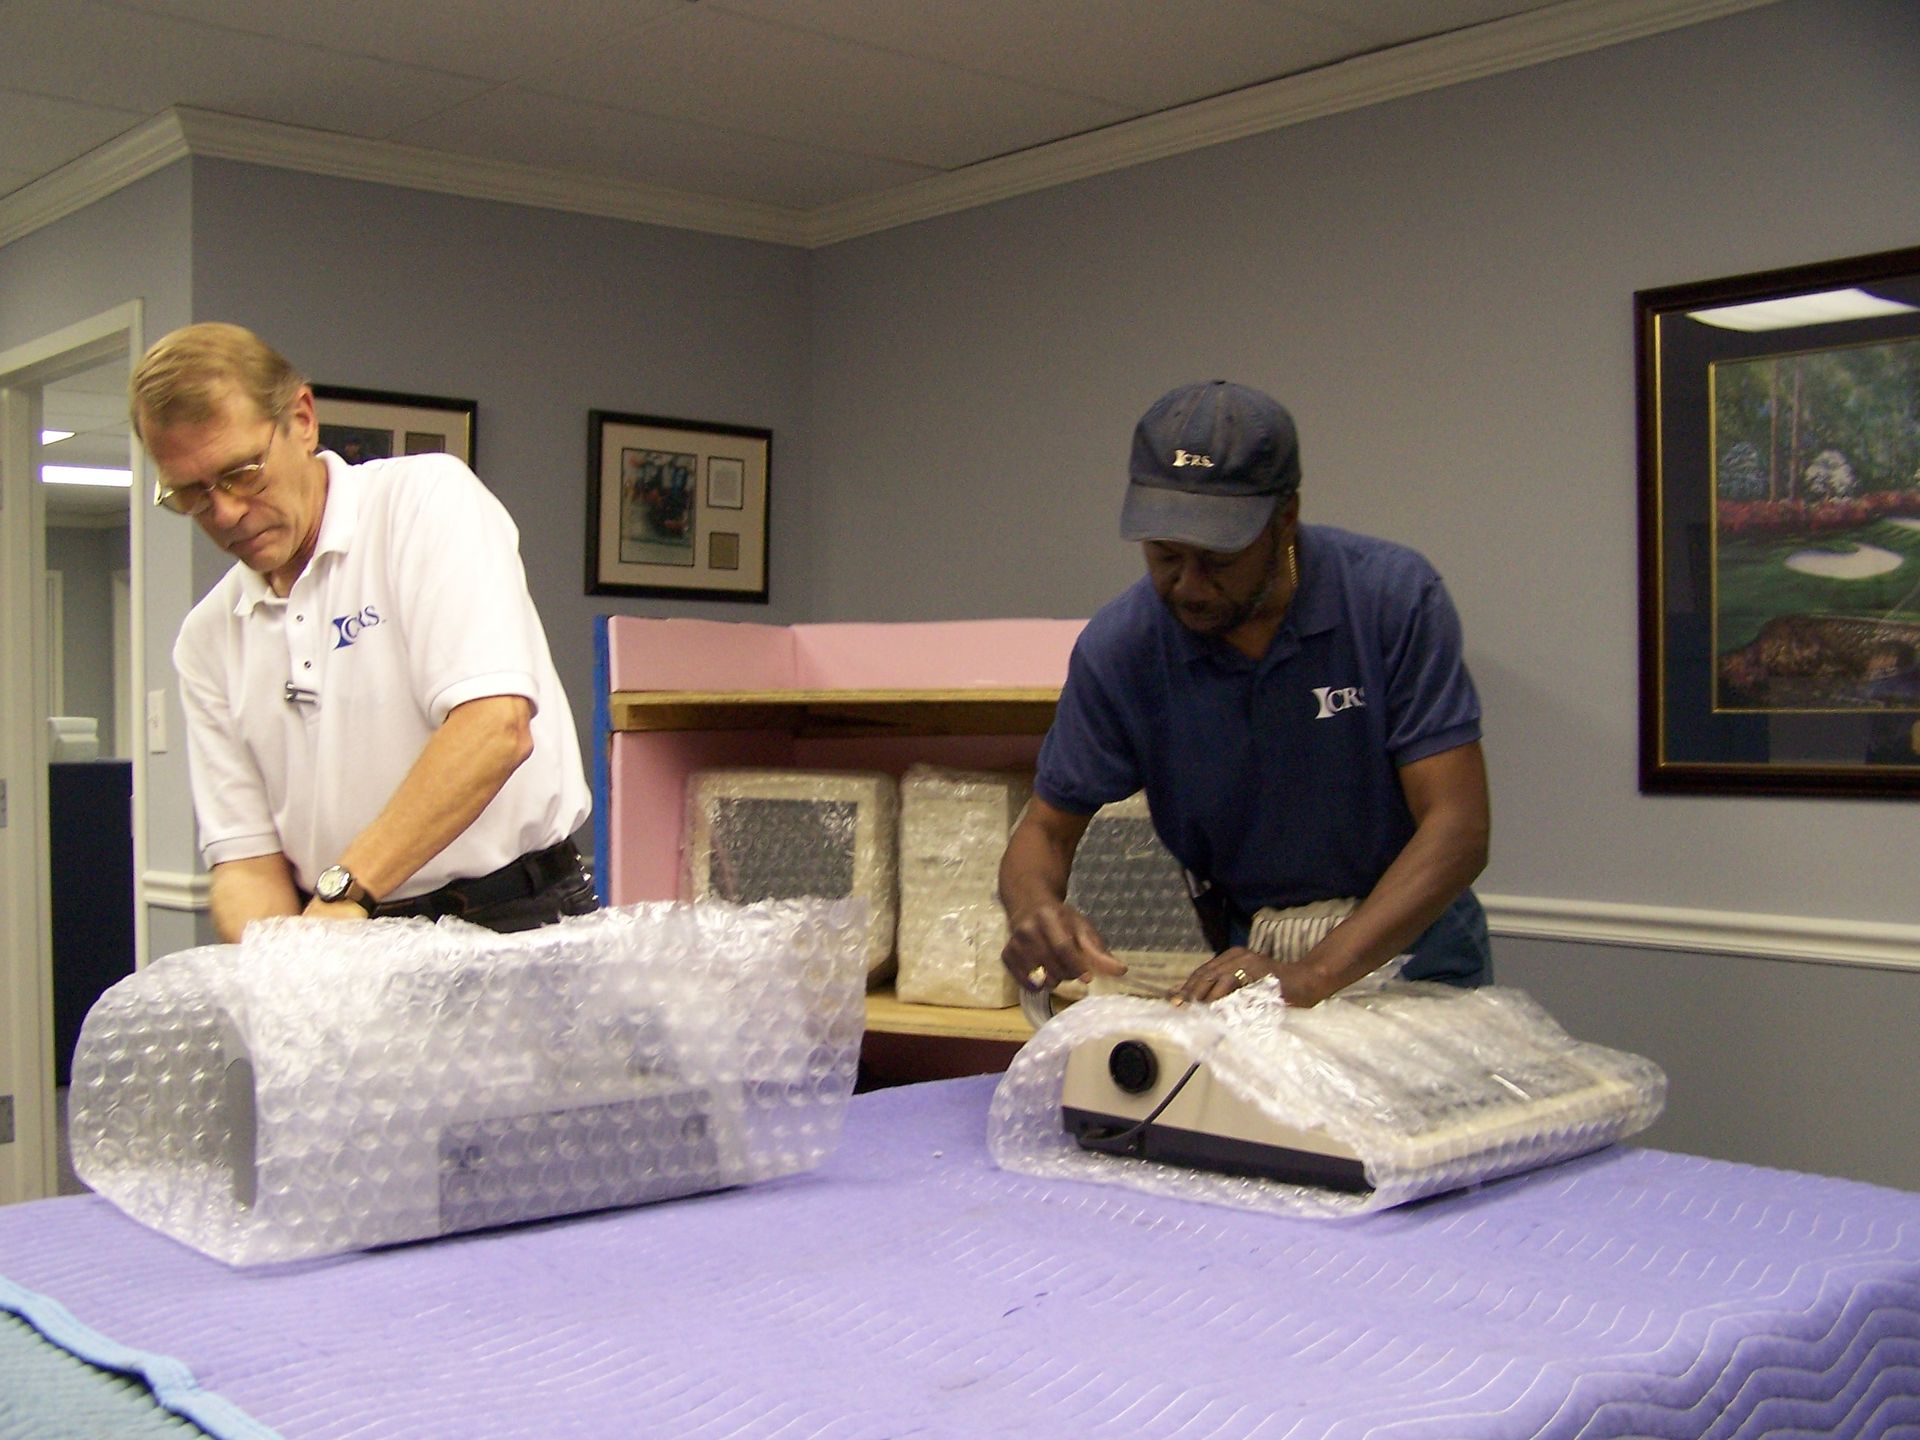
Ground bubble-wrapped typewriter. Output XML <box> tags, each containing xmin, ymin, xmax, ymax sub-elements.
<box><xmin>68</xmin><ymin>901</ymin><xmax>868</xmax><ymax>1265</ymax></box>
<box><xmin>990</xmin><ymin>976</ymin><xmax>1666</xmax><ymax>1218</ymax></box>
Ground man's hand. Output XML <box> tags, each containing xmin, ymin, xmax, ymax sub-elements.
<box><xmin>1001</xmin><ymin>900</ymin><xmax>1126</xmax><ymax>991</ymax></box>
<box><xmin>301</xmin><ymin>896</ymin><xmax>370</xmax><ymax>924</ymax></box>
<box><xmin>1175</xmin><ymin>947</ymin><xmax>1342</xmax><ymax>1007</ymax></box>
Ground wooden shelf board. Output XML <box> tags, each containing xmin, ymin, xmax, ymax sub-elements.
<box><xmin>864</xmin><ymin>985</ymin><xmax>1034</xmax><ymax>1042</ymax></box>
<box><xmin>611</xmin><ymin>688</ymin><xmax>1060</xmax><ymax>736</ymax></box>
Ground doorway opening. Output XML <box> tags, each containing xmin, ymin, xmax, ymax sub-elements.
<box><xmin>0</xmin><ymin>304</ymin><xmax>144</xmax><ymax>1206</ymax></box>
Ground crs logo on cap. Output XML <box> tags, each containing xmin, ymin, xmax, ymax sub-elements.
<box><xmin>1172</xmin><ymin>449</ymin><xmax>1215</xmax><ymax>468</ymax></box>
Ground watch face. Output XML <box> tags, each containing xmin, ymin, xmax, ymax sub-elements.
<box><xmin>317</xmin><ymin>866</ymin><xmax>351</xmax><ymax>902</ymax></box>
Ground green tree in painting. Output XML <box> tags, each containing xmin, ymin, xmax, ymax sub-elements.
<box><xmin>1715</xmin><ymin>338</ymin><xmax>1920</xmax><ymax>505</ymax></box>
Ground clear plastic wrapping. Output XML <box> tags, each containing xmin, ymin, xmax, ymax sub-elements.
<box><xmin>69</xmin><ymin>901</ymin><xmax>868</xmax><ymax>1265</ymax></box>
<box><xmin>685</xmin><ymin>769</ymin><xmax>898</xmax><ymax>984</ymax></box>
<box><xmin>895</xmin><ymin>764</ymin><xmax>1031</xmax><ymax>1007</ymax></box>
<box><xmin>1058</xmin><ymin>791</ymin><xmax>1212</xmax><ymax>1002</ymax></box>
<box><xmin>990</xmin><ymin>978</ymin><xmax>1667</xmax><ymax>1218</ymax></box>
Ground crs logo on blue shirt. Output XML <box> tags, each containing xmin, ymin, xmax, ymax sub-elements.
<box><xmin>1312</xmin><ymin>684</ymin><xmax>1366</xmax><ymax>719</ymax></box>
<box><xmin>331</xmin><ymin>606</ymin><xmax>382</xmax><ymax>649</ymax></box>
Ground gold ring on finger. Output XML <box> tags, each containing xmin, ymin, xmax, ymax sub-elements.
<box><xmin>1232</xmin><ymin>968</ymin><xmax>1250</xmax><ymax>984</ymax></box>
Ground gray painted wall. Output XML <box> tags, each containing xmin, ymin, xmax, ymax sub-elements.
<box><xmin>187</xmin><ymin>160</ymin><xmax>816</xmax><ymax>797</ymax></box>
<box><xmin>808</xmin><ymin>0</ymin><xmax>1920</xmax><ymax>927</ymax></box>
<box><xmin>799</xmin><ymin>0</ymin><xmax>1920</xmax><ymax>1187</ymax></box>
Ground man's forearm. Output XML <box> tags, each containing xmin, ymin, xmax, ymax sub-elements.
<box><xmin>210</xmin><ymin>854</ymin><xmax>303</xmax><ymax>942</ymax></box>
<box><xmin>1291</xmin><ymin>814</ymin><xmax>1486</xmax><ymax>997</ymax></box>
<box><xmin>1283</xmin><ymin>740</ymin><xmax>1491</xmax><ymax>1003</ymax></box>
<box><xmin>329</xmin><ymin>695</ymin><xmax>534</xmax><ymax>903</ymax></box>
<box><xmin>997</xmin><ymin>817</ymin><xmax>1075</xmax><ymax>926</ymax></box>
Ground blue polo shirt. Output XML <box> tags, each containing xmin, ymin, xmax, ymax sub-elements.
<box><xmin>1037</xmin><ymin>524</ymin><xmax>1488</xmax><ymax>983</ymax></box>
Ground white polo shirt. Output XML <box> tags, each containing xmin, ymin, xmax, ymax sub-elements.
<box><xmin>174</xmin><ymin>450</ymin><xmax>591</xmax><ymax>900</ymax></box>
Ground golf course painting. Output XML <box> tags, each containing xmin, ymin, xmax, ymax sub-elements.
<box><xmin>1712</xmin><ymin>335</ymin><xmax>1920</xmax><ymax>712</ymax></box>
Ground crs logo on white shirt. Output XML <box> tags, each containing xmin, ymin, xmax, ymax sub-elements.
<box><xmin>331</xmin><ymin>605</ymin><xmax>382</xmax><ymax>649</ymax></box>
<box><xmin>1312</xmin><ymin>684</ymin><xmax>1366</xmax><ymax>719</ymax></box>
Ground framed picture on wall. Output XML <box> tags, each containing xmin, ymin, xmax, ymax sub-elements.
<box><xmin>1636</xmin><ymin>243</ymin><xmax>1920</xmax><ymax>796</ymax></box>
<box><xmin>586</xmin><ymin>410</ymin><xmax>771</xmax><ymax>602</ymax></box>
<box><xmin>311</xmin><ymin>385</ymin><xmax>477</xmax><ymax>468</ymax></box>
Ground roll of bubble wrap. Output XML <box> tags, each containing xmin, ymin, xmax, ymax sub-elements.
<box><xmin>685</xmin><ymin>769</ymin><xmax>898</xmax><ymax>984</ymax></box>
<box><xmin>68</xmin><ymin>901</ymin><xmax>868</xmax><ymax>1265</ymax></box>
<box><xmin>895</xmin><ymin>764</ymin><xmax>1032</xmax><ymax>1008</ymax></box>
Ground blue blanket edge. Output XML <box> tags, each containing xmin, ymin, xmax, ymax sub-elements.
<box><xmin>0</xmin><ymin>1274</ymin><xmax>282</xmax><ymax>1440</ymax></box>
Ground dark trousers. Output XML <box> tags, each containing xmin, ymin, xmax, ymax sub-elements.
<box><xmin>368</xmin><ymin>840</ymin><xmax>597</xmax><ymax>934</ymax></box>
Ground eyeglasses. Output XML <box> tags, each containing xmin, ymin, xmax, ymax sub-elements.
<box><xmin>154</xmin><ymin>425</ymin><xmax>278</xmax><ymax>516</ymax></box>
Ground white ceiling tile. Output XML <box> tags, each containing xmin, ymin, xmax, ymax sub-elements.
<box><xmin>103</xmin><ymin>0</ymin><xmax>691</xmax><ymax>86</ymax></box>
<box><xmin>0</xmin><ymin>0</ymin><xmax>1704</xmax><ymax>230</ymax></box>
<box><xmin>0</xmin><ymin>0</ymin><xmax>492</xmax><ymax>138</ymax></box>
<box><xmin>709</xmin><ymin>0</ymin><xmax>1365</xmax><ymax>111</ymax></box>
<box><xmin>519</xmin><ymin>5</ymin><xmax>1132</xmax><ymax>170</ymax></box>
<box><xmin>396</xmin><ymin>87</ymin><xmax>940</xmax><ymax>211</ymax></box>
<box><xmin>0</xmin><ymin>90</ymin><xmax>146</xmax><ymax>176</ymax></box>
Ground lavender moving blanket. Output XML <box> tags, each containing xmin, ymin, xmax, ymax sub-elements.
<box><xmin>4</xmin><ymin>1075</ymin><xmax>1920</xmax><ymax>1439</ymax></box>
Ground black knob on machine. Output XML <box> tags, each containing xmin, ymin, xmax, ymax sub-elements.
<box><xmin>1107</xmin><ymin>1039</ymin><xmax>1159</xmax><ymax>1095</ymax></box>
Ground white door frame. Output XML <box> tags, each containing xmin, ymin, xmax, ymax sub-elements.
<box><xmin>0</xmin><ymin>301</ymin><xmax>143</xmax><ymax>1205</ymax></box>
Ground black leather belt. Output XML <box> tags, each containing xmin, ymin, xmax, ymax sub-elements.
<box><xmin>370</xmin><ymin>839</ymin><xmax>582</xmax><ymax>921</ymax></box>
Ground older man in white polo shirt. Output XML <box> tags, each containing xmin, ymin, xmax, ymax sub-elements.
<box><xmin>136</xmin><ymin>323</ymin><xmax>592</xmax><ymax>939</ymax></box>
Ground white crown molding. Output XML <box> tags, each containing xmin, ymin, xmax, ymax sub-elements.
<box><xmin>802</xmin><ymin>0</ymin><xmax>1782</xmax><ymax>245</ymax></box>
<box><xmin>168</xmin><ymin>109</ymin><xmax>812</xmax><ymax>247</ymax></box>
<box><xmin>0</xmin><ymin>0</ymin><xmax>1778</xmax><ymax>253</ymax></box>
<box><xmin>143</xmin><ymin>868</ymin><xmax>210</xmax><ymax>912</ymax></box>
<box><xmin>1482</xmin><ymin>893</ymin><xmax>1920</xmax><ymax>972</ymax></box>
<box><xmin>0</xmin><ymin>112</ymin><xmax>190</xmax><ymax>251</ymax></box>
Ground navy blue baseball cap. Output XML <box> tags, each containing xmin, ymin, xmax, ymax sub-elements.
<box><xmin>1120</xmin><ymin>380</ymin><xmax>1301</xmax><ymax>552</ymax></box>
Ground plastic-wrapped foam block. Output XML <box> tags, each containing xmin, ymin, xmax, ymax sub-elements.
<box><xmin>990</xmin><ymin>978</ymin><xmax>1666</xmax><ymax>1218</ymax></box>
<box><xmin>895</xmin><ymin>764</ymin><xmax>1031</xmax><ymax>1007</ymax></box>
<box><xmin>1057</xmin><ymin>791</ymin><xmax>1211</xmax><ymax>1004</ymax></box>
<box><xmin>68</xmin><ymin>901</ymin><xmax>867</xmax><ymax>1265</ymax></box>
<box><xmin>687</xmin><ymin>769</ymin><xmax>897</xmax><ymax>984</ymax></box>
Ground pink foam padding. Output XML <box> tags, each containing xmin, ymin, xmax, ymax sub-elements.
<box><xmin>791</xmin><ymin>620</ymin><xmax>1083</xmax><ymax>690</ymax></box>
<box><xmin>607</xmin><ymin>729</ymin><xmax>795</xmax><ymax>904</ymax></box>
<box><xmin>605</xmin><ymin>617</ymin><xmax>796</xmax><ymax>693</ymax></box>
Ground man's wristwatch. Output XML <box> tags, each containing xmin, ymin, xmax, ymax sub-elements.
<box><xmin>314</xmin><ymin>865</ymin><xmax>373</xmax><ymax>908</ymax></box>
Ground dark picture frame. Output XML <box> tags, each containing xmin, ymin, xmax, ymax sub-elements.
<box><xmin>586</xmin><ymin>410</ymin><xmax>771</xmax><ymax>601</ymax></box>
<box><xmin>1637</xmin><ymin>244</ymin><xmax>1920</xmax><ymax>797</ymax></box>
<box><xmin>311</xmin><ymin>384</ymin><xmax>476</xmax><ymax>469</ymax></box>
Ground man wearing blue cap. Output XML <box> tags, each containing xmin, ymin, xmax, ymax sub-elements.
<box><xmin>999</xmin><ymin>380</ymin><xmax>1490</xmax><ymax>1007</ymax></box>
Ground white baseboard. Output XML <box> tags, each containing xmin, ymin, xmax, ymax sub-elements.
<box><xmin>1481</xmin><ymin>893</ymin><xmax>1920</xmax><ymax>972</ymax></box>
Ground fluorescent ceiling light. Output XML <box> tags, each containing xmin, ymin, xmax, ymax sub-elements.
<box><xmin>43</xmin><ymin>465</ymin><xmax>132</xmax><ymax>487</ymax></box>
<box><xmin>1688</xmin><ymin>288</ymin><xmax>1919</xmax><ymax>332</ymax></box>
<box><xmin>40</xmin><ymin>429</ymin><xmax>74</xmax><ymax>444</ymax></box>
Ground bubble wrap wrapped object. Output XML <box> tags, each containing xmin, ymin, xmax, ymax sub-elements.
<box><xmin>990</xmin><ymin>979</ymin><xmax>1666</xmax><ymax>1218</ymax></box>
<box><xmin>896</xmin><ymin>764</ymin><xmax>1031</xmax><ymax>1008</ymax></box>
<box><xmin>68</xmin><ymin>901</ymin><xmax>867</xmax><ymax>1265</ymax></box>
<box><xmin>1052</xmin><ymin>791</ymin><xmax>1211</xmax><ymax>1008</ymax></box>
<box><xmin>687</xmin><ymin>769</ymin><xmax>897</xmax><ymax>984</ymax></box>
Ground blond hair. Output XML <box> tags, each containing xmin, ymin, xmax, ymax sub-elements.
<box><xmin>130</xmin><ymin>322</ymin><xmax>305</xmax><ymax>439</ymax></box>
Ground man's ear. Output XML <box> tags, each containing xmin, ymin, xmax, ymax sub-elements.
<box><xmin>285</xmin><ymin>385</ymin><xmax>319</xmax><ymax>452</ymax></box>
